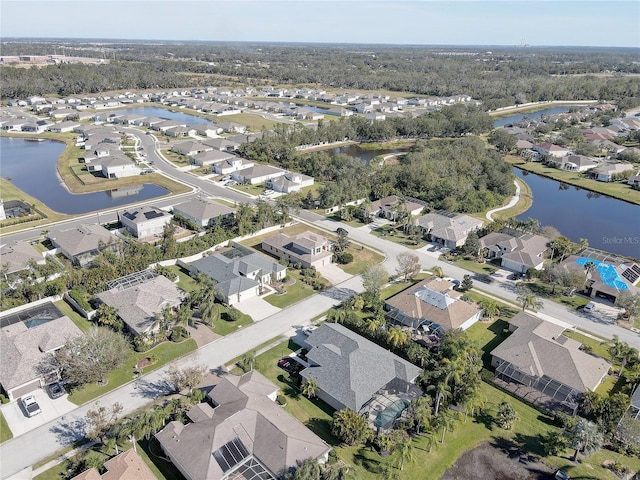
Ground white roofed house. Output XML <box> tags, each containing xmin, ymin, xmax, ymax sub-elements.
<box><xmin>232</xmin><ymin>165</ymin><xmax>286</xmax><ymax>185</ymax></box>
<box><xmin>268</xmin><ymin>171</ymin><xmax>314</xmax><ymax>193</ymax></box>
<box><xmin>368</xmin><ymin>195</ymin><xmax>426</xmax><ymax>221</ymax></box>
<box><xmin>548</xmin><ymin>155</ymin><xmax>598</xmax><ymax>172</ymax></box>
<box><xmin>119</xmin><ymin>205</ymin><xmax>173</xmax><ymax>239</ymax></box>
<box><xmin>212</xmin><ymin>157</ymin><xmax>254</xmax><ymax>175</ymax></box>
<box><xmin>0</xmin><ymin>240</ymin><xmax>45</xmax><ymax>279</ymax></box>
<box><xmin>592</xmin><ymin>163</ymin><xmax>636</xmax><ymax>182</ymax></box>
<box><xmin>48</xmin><ymin>224</ymin><xmax>115</xmax><ymax>266</ymax></box>
<box><xmin>190</xmin><ymin>149</ymin><xmax>236</xmax><ymax>167</ymax></box>
<box><xmin>262</xmin><ymin>232</ymin><xmax>333</xmax><ymax>269</ymax></box>
<box><xmin>172</xmin><ymin>197</ymin><xmax>236</xmax><ymax>228</ymax></box>
<box><xmin>100</xmin><ymin>155</ymin><xmax>142</xmax><ymax>179</ymax></box>
<box><xmin>193</xmin><ymin>123</ymin><xmax>222</xmax><ymax>137</ymax></box>
<box><xmin>165</xmin><ymin>126</ymin><xmax>195</xmax><ymax>138</ymax></box>
<box><xmin>171</xmin><ymin>140</ymin><xmax>211</xmax><ymax>157</ymax></box>
<box><xmin>217</xmin><ymin>121</ymin><xmax>246</xmax><ymax>134</ymax></box>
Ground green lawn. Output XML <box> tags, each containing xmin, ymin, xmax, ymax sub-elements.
<box><xmin>339</xmin><ymin>244</ymin><xmax>385</xmax><ymax>276</ymax></box>
<box><xmin>232</xmin><ymin>183</ymin><xmax>265</xmax><ymax>196</ymax></box>
<box><xmin>450</xmin><ymin>257</ymin><xmax>499</xmax><ymax>276</ymax></box>
<box><xmin>68</xmin><ymin>339</ymin><xmax>197</xmax><ymax>405</ymax></box>
<box><xmin>55</xmin><ymin>299</ymin><xmax>93</xmax><ymax>332</ymax></box>
<box><xmin>167</xmin><ymin>265</ymin><xmax>199</xmax><ymax>293</ymax></box>
<box><xmin>210</xmin><ymin>308</ymin><xmax>253</xmax><ymax>336</ymax></box>
<box><xmin>371</xmin><ymin>225</ymin><xmax>426</xmax><ymax>249</ymax></box>
<box><xmin>562</xmin><ymin>330</ymin><xmax>611</xmax><ymax>360</ymax></box>
<box><xmin>0</xmin><ymin>411</ymin><xmax>12</xmax><ymax>444</ymax></box>
<box><xmin>137</xmin><ymin>438</ymin><xmax>186</xmax><ymax>480</ymax></box>
<box><xmin>265</xmin><ymin>271</ymin><xmax>317</xmax><ymax>308</ymax></box>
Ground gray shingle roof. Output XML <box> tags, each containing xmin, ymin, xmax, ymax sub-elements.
<box><xmin>156</xmin><ymin>371</ymin><xmax>329</xmax><ymax>480</ymax></box>
<box><xmin>49</xmin><ymin>224</ymin><xmax>113</xmax><ymax>257</ymax></box>
<box><xmin>172</xmin><ymin>198</ymin><xmax>235</xmax><ymax>223</ymax></box>
<box><xmin>490</xmin><ymin>312</ymin><xmax>610</xmax><ymax>392</ymax></box>
<box><xmin>300</xmin><ymin>323</ymin><xmax>422</xmax><ymax>411</ymax></box>
<box><xmin>0</xmin><ymin>240</ymin><xmax>44</xmax><ymax>275</ymax></box>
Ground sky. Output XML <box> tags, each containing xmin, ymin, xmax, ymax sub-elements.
<box><xmin>1</xmin><ymin>1</ymin><xmax>639</xmax><ymax>48</ymax></box>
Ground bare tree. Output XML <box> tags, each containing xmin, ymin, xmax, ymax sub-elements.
<box><xmin>396</xmin><ymin>252</ymin><xmax>421</xmax><ymax>282</ymax></box>
<box><xmin>166</xmin><ymin>364</ymin><xmax>208</xmax><ymax>394</ymax></box>
<box><xmin>86</xmin><ymin>401</ymin><xmax>124</xmax><ymax>444</ymax></box>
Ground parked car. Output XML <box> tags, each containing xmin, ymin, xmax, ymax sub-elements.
<box><xmin>46</xmin><ymin>382</ymin><xmax>66</xmax><ymax>399</ymax></box>
<box><xmin>277</xmin><ymin>358</ymin><xmax>294</xmax><ymax>372</ymax></box>
<box><xmin>584</xmin><ymin>301</ymin><xmax>596</xmax><ymax>312</ymax></box>
<box><xmin>302</xmin><ymin>326</ymin><xmax>317</xmax><ymax>336</ymax></box>
<box><xmin>555</xmin><ymin>470</ymin><xmax>570</xmax><ymax>480</ymax></box>
<box><xmin>21</xmin><ymin>395</ymin><xmax>42</xmax><ymax>417</ymax></box>
<box><xmin>224</xmin><ymin>180</ymin><xmax>237</xmax><ymax>186</ymax></box>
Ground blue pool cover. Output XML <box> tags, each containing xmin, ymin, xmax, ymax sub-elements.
<box><xmin>575</xmin><ymin>257</ymin><xmax>629</xmax><ymax>290</ymax></box>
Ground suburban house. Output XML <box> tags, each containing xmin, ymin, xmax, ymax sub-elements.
<box><xmin>385</xmin><ymin>277</ymin><xmax>483</xmax><ymax>333</ymax></box>
<box><xmin>211</xmin><ymin>157</ymin><xmax>254</xmax><ymax>175</ymax></box>
<box><xmin>417</xmin><ymin>212</ymin><xmax>483</xmax><ymax>249</ymax></box>
<box><xmin>119</xmin><ymin>205</ymin><xmax>173</xmax><ymax>239</ymax></box>
<box><xmin>628</xmin><ymin>175</ymin><xmax>640</xmax><ymax>189</ymax></box>
<box><xmin>202</xmin><ymin>137</ymin><xmax>242</xmax><ymax>152</ymax></box>
<box><xmin>547</xmin><ymin>155</ymin><xmax>598</xmax><ymax>172</ymax></box>
<box><xmin>156</xmin><ymin>370</ymin><xmax>330</xmax><ymax>480</ymax></box>
<box><xmin>190</xmin><ymin>150</ymin><xmax>235</xmax><ymax>167</ymax></box>
<box><xmin>0</xmin><ymin>240</ymin><xmax>45</xmax><ymax>278</ymax></box>
<box><xmin>480</xmin><ymin>231</ymin><xmax>549</xmax><ymax>272</ymax></box>
<box><xmin>97</xmin><ymin>272</ymin><xmax>186</xmax><ymax>336</ymax></box>
<box><xmin>491</xmin><ymin>312</ymin><xmax>610</xmax><ymax>412</ymax></box>
<box><xmin>368</xmin><ymin>195</ymin><xmax>426</xmax><ymax>221</ymax></box>
<box><xmin>268</xmin><ymin>171</ymin><xmax>315</xmax><ymax>193</ymax></box>
<box><xmin>100</xmin><ymin>156</ymin><xmax>141</xmax><ymax>179</ymax></box>
<box><xmin>0</xmin><ymin>310</ymin><xmax>82</xmax><ymax>401</ymax></box>
<box><xmin>591</xmin><ymin>163</ymin><xmax>636</xmax><ymax>182</ymax></box>
<box><xmin>232</xmin><ymin>165</ymin><xmax>287</xmax><ymax>185</ymax></box>
<box><xmin>300</xmin><ymin>323</ymin><xmax>423</xmax><ymax>424</ymax></box>
<box><xmin>193</xmin><ymin>123</ymin><xmax>222</xmax><ymax>137</ymax></box>
<box><xmin>172</xmin><ymin>197</ymin><xmax>235</xmax><ymax>228</ymax></box>
<box><xmin>561</xmin><ymin>255</ymin><xmax>640</xmax><ymax>304</ymax></box>
<box><xmin>217</xmin><ymin>121</ymin><xmax>246</xmax><ymax>133</ymax></box>
<box><xmin>182</xmin><ymin>244</ymin><xmax>286</xmax><ymax>305</ymax></box>
<box><xmin>262</xmin><ymin>232</ymin><xmax>333</xmax><ymax>268</ymax></box>
<box><xmin>171</xmin><ymin>140</ymin><xmax>211</xmax><ymax>157</ymax></box>
<box><xmin>48</xmin><ymin>224</ymin><xmax>114</xmax><ymax>266</ymax></box>
<box><xmin>71</xmin><ymin>449</ymin><xmax>157</xmax><ymax>480</ymax></box>
<box><xmin>533</xmin><ymin>142</ymin><xmax>572</xmax><ymax>158</ymax></box>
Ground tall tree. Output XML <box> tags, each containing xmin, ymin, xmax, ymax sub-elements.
<box><xmin>496</xmin><ymin>402</ymin><xmax>517</xmax><ymax>430</ymax></box>
<box><xmin>565</xmin><ymin>418</ymin><xmax>603</xmax><ymax>461</ymax></box>
<box><xmin>166</xmin><ymin>364</ymin><xmax>207</xmax><ymax>394</ymax></box>
<box><xmin>85</xmin><ymin>402</ymin><xmax>124</xmax><ymax>445</ymax></box>
<box><xmin>302</xmin><ymin>378</ymin><xmax>319</xmax><ymax>399</ymax></box>
<box><xmin>396</xmin><ymin>252</ymin><xmax>421</xmax><ymax>282</ymax></box>
<box><xmin>387</xmin><ymin>326</ymin><xmax>409</xmax><ymax>348</ymax></box>
<box><xmin>331</xmin><ymin>408</ymin><xmax>373</xmax><ymax>446</ymax></box>
<box><xmin>361</xmin><ymin>264</ymin><xmax>388</xmax><ymax>299</ymax></box>
<box><xmin>393</xmin><ymin>440</ymin><xmax>416</xmax><ymax>471</ymax></box>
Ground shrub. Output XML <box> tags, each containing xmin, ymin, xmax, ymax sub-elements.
<box><xmin>170</xmin><ymin>326</ymin><xmax>190</xmax><ymax>342</ymax></box>
<box><xmin>340</xmin><ymin>253</ymin><xmax>354</xmax><ymax>264</ymax></box>
<box><xmin>276</xmin><ymin>393</ymin><xmax>287</xmax><ymax>405</ymax></box>
<box><xmin>0</xmin><ymin>394</ymin><xmax>9</xmax><ymax>404</ymax></box>
<box><xmin>69</xmin><ymin>287</ymin><xmax>91</xmax><ymax>311</ymax></box>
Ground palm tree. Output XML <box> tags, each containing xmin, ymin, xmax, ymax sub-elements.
<box><xmin>565</xmin><ymin>418</ymin><xmax>603</xmax><ymax>461</ymax></box>
<box><xmin>393</xmin><ymin>440</ymin><xmax>415</xmax><ymax>471</ymax></box>
<box><xmin>516</xmin><ymin>292</ymin><xmax>543</xmax><ymax>312</ymax></box>
<box><xmin>428</xmin><ymin>380</ymin><xmax>452</xmax><ymax>417</ymax></box>
<box><xmin>583</xmin><ymin>261</ymin><xmax>596</xmax><ymax>288</ymax></box>
<box><xmin>175</xmin><ymin>303</ymin><xmax>193</xmax><ymax>328</ymax></box>
<box><xmin>367</xmin><ymin>317</ymin><xmax>385</xmax><ymax>336</ymax></box>
<box><xmin>387</xmin><ymin>326</ymin><xmax>409</xmax><ymax>348</ymax></box>
<box><xmin>431</xmin><ymin>266</ymin><xmax>445</xmax><ymax>278</ymax></box>
<box><xmin>302</xmin><ymin>378</ymin><xmax>319</xmax><ymax>399</ymax></box>
<box><xmin>434</xmin><ymin>411</ymin><xmax>457</xmax><ymax>444</ymax></box>
<box><xmin>479</xmin><ymin>299</ymin><xmax>500</xmax><ymax>320</ymax></box>
<box><xmin>608</xmin><ymin>336</ymin><xmax>637</xmax><ymax>377</ymax></box>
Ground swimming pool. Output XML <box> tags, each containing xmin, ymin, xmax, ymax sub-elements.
<box><xmin>575</xmin><ymin>257</ymin><xmax>629</xmax><ymax>290</ymax></box>
<box><xmin>374</xmin><ymin>399</ymin><xmax>410</xmax><ymax>429</ymax></box>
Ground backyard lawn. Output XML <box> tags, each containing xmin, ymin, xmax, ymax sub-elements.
<box><xmin>55</xmin><ymin>299</ymin><xmax>93</xmax><ymax>332</ymax></box>
<box><xmin>247</xmin><ymin>337</ymin><xmax>638</xmax><ymax>480</ymax></box>
<box><xmin>68</xmin><ymin>339</ymin><xmax>197</xmax><ymax>405</ymax></box>
<box><xmin>167</xmin><ymin>265</ymin><xmax>199</xmax><ymax>293</ymax></box>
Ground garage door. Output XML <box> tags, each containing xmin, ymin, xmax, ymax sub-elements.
<box><xmin>10</xmin><ymin>379</ymin><xmax>41</xmax><ymax>401</ymax></box>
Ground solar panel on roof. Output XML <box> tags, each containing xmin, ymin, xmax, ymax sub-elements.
<box><xmin>143</xmin><ymin>210</ymin><xmax>165</xmax><ymax>220</ymax></box>
<box><xmin>213</xmin><ymin>437</ymin><xmax>250</xmax><ymax>473</ymax></box>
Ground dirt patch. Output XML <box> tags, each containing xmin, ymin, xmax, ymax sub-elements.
<box><xmin>441</xmin><ymin>441</ymin><xmax>555</xmax><ymax>480</ymax></box>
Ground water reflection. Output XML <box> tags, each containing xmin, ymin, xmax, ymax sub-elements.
<box><xmin>0</xmin><ymin>137</ymin><xmax>169</xmax><ymax>214</ymax></box>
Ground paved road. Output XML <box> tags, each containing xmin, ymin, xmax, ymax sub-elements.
<box><xmin>0</xmin><ymin>275</ymin><xmax>363</xmax><ymax>479</ymax></box>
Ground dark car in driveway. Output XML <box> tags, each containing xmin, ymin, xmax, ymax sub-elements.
<box><xmin>46</xmin><ymin>382</ymin><xmax>66</xmax><ymax>399</ymax></box>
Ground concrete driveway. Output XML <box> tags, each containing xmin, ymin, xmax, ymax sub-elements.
<box><xmin>234</xmin><ymin>296</ymin><xmax>281</xmax><ymax>321</ymax></box>
<box><xmin>318</xmin><ymin>264</ymin><xmax>353</xmax><ymax>285</ymax></box>
<box><xmin>1</xmin><ymin>388</ymin><xmax>77</xmax><ymax>437</ymax></box>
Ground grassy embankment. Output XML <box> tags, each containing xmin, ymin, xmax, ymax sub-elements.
<box><xmin>505</xmin><ymin>155</ymin><xmax>640</xmax><ymax>206</ymax></box>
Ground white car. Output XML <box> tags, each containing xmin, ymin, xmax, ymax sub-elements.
<box><xmin>21</xmin><ymin>395</ymin><xmax>42</xmax><ymax>417</ymax></box>
<box><xmin>584</xmin><ymin>302</ymin><xmax>596</xmax><ymax>312</ymax></box>
<box><xmin>302</xmin><ymin>326</ymin><xmax>318</xmax><ymax>336</ymax></box>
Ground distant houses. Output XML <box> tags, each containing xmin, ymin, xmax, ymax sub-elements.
<box><xmin>417</xmin><ymin>212</ymin><xmax>483</xmax><ymax>250</ymax></box>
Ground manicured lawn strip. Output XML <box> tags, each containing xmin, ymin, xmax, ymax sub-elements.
<box><xmin>0</xmin><ymin>411</ymin><xmax>13</xmax><ymax>444</ymax></box>
<box><xmin>55</xmin><ymin>299</ymin><xmax>93</xmax><ymax>332</ymax></box>
<box><xmin>449</xmin><ymin>257</ymin><xmax>499</xmax><ymax>276</ymax></box>
<box><xmin>505</xmin><ymin>155</ymin><xmax>640</xmax><ymax>205</ymax></box>
<box><xmin>339</xmin><ymin>244</ymin><xmax>385</xmax><ymax>275</ymax></box>
<box><xmin>68</xmin><ymin>339</ymin><xmax>197</xmax><ymax>405</ymax></box>
<box><xmin>380</xmin><ymin>273</ymin><xmax>430</xmax><ymax>300</ymax></box>
<box><xmin>167</xmin><ymin>265</ymin><xmax>199</xmax><ymax>293</ymax></box>
<box><xmin>232</xmin><ymin>183</ymin><xmax>265</xmax><ymax>196</ymax></box>
<box><xmin>33</xmin><ymin>461</ymin><xmax>69</xmax><ymax>480</ymax></box>
<box><xmin>525</xmin><ymin>280</ymin><xmax>592</xmax><ymax>310</ymax></box>
<box><xmin>264</xmin><ymin>271</ymin><xmax>316</xmax><ymax>308</ymax></box>
<box><xmin>211</xmin><ymin>309</ymin><xmax>253</xmax><ymax>336</ymax></box>
<box><xmin>562</xmin><ymin>330</ymin><xmax>612</xmax><ymax>360</ymax></box>
<box><xmin>492</xmin><ymin>177</ymin><xmax>533</xmax><ymax>220</ymax></box>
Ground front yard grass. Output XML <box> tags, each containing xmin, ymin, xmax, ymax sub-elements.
<box><xmin>67</xmin><ymin>339</ymin><xmax>197</xmax><ymax>405</ymax></box>
<box><xmin>167</xmin><ymin>265</ymin><xmax>199</xmax><ymax>293</ymax></box>
<box><xmin>264</xmin><ymin>271</ymin><xmax>317</xmax><ymax>308</ymax></box>
<box><xmin>0</xmin><ymin>411</ymin><xmax>13</xmax><ymax>444</ymax></box>
<box><xmin>562</xmin><ymin>329</ymin><xmax>611</xmax><ymax>360</ymax></box>
<box><xmin>449</xmin><ymin>256</ymin><xmax>499</xmax><ymax>276</ymax></box>
<box><xmin>232</xmin><ymin>183</ymin><xmax>265</xmax><ymax>196</ymax></box>
<box><xmin>371</xmin><ymin>224</ymin><xmax>426</xmax><ymax>249</ymax></box>
<box><xmin>137</xmin><ymin>438</ymin><xmax>186</xmax><ymax>480</ymax></box>
<box><xmin>210</xmin><ymin>308</ymin><xmax>253</xmax><ymax>336</ymax></box>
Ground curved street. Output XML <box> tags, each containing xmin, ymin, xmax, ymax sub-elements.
<box><xmin>1</xmin><ymin>127</ymin><xmax>638</xmax><ymax>478</ymax></box>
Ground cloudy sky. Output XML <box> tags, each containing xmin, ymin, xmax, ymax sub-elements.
<box><xmin>2</xmin><ymin>1</ymin><xmax>638</xmax><ymax>47</ymax></box>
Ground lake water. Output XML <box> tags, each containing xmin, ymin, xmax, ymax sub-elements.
<box><xmin>112</xmin><ymin>106</ymin><xmax>207</xmax><ymax>126</ymax></box>
<box><xmin>514</xmin><ymin>168</ymin><xmax>640</xmax><ymax>258</ymax></box>
<box><xmin>0</xmin><ymin>137</ymin><xmax>169</xmax><ymax>214</ymax></box>
<box><xmin>493</xmin><ymin>106</ymin><xmax>572</xmax><ymax>127</ymax></box>
<box><xmin>329</xmin><ymin>144</ymin><xmax>404</xmax><ymax>164</ymax></box>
